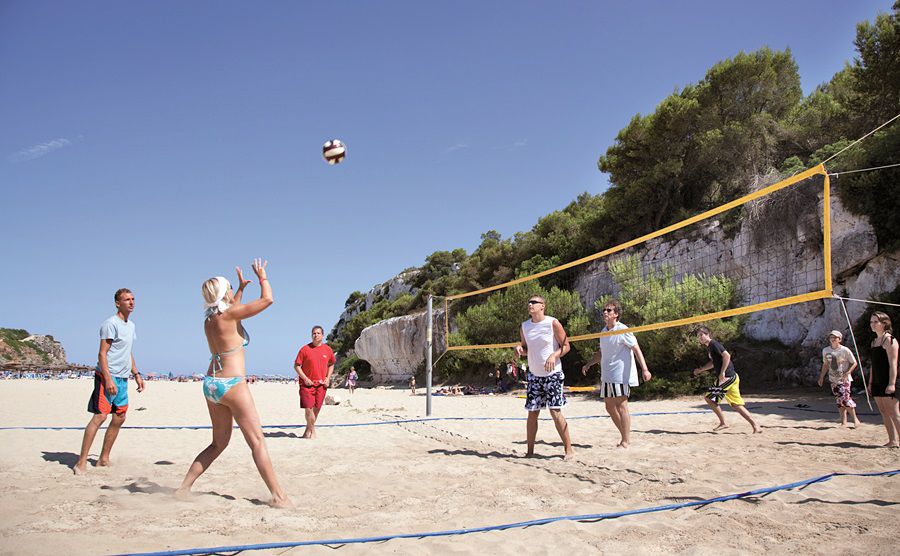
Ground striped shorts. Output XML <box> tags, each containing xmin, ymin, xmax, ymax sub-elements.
<box><xmin>600</xmin><ymin>382</ymin><xmax>630</xmax><ymax>399</ymax></box>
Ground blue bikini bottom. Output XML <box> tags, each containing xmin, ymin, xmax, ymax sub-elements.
<box><xmin>203</xmin><ymin>376</ymin><xmax>244</xmax><ymax>404</ymax></box>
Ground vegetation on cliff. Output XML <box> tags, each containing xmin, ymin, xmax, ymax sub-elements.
<box><xmin>0</xmin><ymin>328</ymin><xmax>52</xmax><ymax>364</ymax></box>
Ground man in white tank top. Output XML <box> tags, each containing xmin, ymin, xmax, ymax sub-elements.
<box><xmin>515</xmin><ymin>295</ymin><xmax>575</xmax><ymax>460</ymax></box>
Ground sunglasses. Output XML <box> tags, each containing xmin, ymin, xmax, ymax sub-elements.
<box><xmin>602</xmin><ymin>308</ymin><xmax>616</xmax><ymax>313</ymax></box>
<box><xmin>527</xmin><ymin>300</ymin><xmax>543</xmax><ymax>305</ymax></box>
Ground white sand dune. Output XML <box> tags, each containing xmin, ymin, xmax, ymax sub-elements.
<box><xmin>0</xmin><ymin>380</ymin><xmax>897</xmax><ymax>555</ymax></box>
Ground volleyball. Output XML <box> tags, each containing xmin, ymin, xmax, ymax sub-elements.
<box><xmin>322</xmin><ymin>139</ymin><xmax>346</xmax><ymax>165</ymax></box>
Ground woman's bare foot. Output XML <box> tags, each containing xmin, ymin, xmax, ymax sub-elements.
<box><xmin>97</xmin><ymin>459</ymin><xmax>111</xmax><ymax>467</ymax></box>
<box><xmin>617</xmin><ymin>441</ymin><xmax>629</xmax><ymax>449</ymax></box>
<box><xmin>173</xmin><ymin>488</ymin><xmax>192</xmax><ymax>500</ymax></box>
<box><xmin>72</xmin><ymin>463</ymin><xmax>87</xmax><ymax>476</ymax></box>
<box><xmin>563</xmin><ymin>450</ymin><xmax>575</xmax><ymax>461</ymax></box>
<box><xmin>713</xmin><ymin>424</ymin><xmax>729</xmax><ymax>431</ymax></box>
<box><xmin>753</xmin><ymin>427</ymin><xmax>763</xmax><ymax>434</ymax></box>
<box><xmin>524</xmin><ymin>451</ymin><xmax>535</xmax><ymax>458</ymax></box>
<box><xmin>270</xmin><ymin>495</ymin><xmax>294</xmax><ymax>509</ymax></box>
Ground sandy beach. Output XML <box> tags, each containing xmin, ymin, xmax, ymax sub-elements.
<box><xmin>0</xmin><ymin>379</ymin><xmax>897</xmax><ymax>555</ymax></box>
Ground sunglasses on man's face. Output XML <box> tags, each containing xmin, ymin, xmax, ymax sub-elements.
<box><xmin>602</xmin><ymin>308</ymin><xmax>616</xmax><ymax>313</ymax></box>
<box><xmin>527</xmin><ymin>300</ymin><xmax>543</xmax><ymax>305</ymax></box>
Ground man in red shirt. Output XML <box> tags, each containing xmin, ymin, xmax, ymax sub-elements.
<box><xmin>294</xmin><ymin>325</ymin><xmax>336</xmax><ymax>439</ymax></box>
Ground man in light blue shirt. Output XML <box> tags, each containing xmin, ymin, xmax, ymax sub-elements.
<box><xmin>582</xmin><ymin>299</ymin><xmax>651</xmax><ymax>448</ymax></box>
<box><xmin>74</xmin><ymin>288</ymin><xmax>145</xmax><ymax>475</ymax></box>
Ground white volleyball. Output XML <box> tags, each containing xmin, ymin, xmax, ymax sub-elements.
<box><xmin>323</xmin><ymin>139</ymin><xmax>346</xmax><ymax>165</ymax></box>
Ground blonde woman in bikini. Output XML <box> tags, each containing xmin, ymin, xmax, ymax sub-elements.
<box><xmin>175</xmin><ymin>259</ymin><xmax>292</xmax><ymax>508</ymax></box>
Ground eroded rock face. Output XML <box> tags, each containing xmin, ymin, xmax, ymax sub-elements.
<box><xmin>354</xmin><ymin>310</ymin><xmax>445</xmax><ymax>383</ymax></box>
<box><xmin>331</xmin><ymin>270</ymin><xmax>420</xmax><ymax>344</ymax></box>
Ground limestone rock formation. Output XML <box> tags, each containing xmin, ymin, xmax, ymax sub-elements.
<box><xmin>331</xmin><ymin>269</ymin><xmax>420</xmax><ymax>343</ymax></box>
<box><xmin>354</xmin><ymin>309</ymin><xmax>446</xmax><ymax>383</ymax></box>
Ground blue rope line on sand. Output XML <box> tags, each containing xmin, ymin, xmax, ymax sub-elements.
<box><xmin>113</xmin><ymin>469</ymin><xmax>899</xmax><ymax>556</ymax></box>
<box><xmin>777</xmin><ymin>406</ymin><xmax>879</xmax><ymax>417</ymax></box>
<box><xmin>0</xmin><ymin>408</ymin><xmax>758</xmax><ymax>431</ymax></box>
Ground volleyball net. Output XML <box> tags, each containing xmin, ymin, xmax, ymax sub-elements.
<box><xmin>441</xmin><ymin>164</ymin><xmax>832</xmax><ymax>351</ymax></box>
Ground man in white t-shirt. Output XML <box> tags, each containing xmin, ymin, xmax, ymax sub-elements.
<box><xmin>515</xmin><ymin>295</ymin><xmax>575</xmax><ymax>460</ymax></box>
<box><xmin>581</xmin><ymin>299</ymin><xmax>651</xmax><ymax>448</ymax></box>
<box><xmin>817</xmin><ymin>330</ymin><xmax>860</xmax><ymax>427</ymax></box>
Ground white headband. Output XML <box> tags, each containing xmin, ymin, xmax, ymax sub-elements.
<box><xmin>204</xmin><ymin>276</ymin><xmax>231</xmax><ymax>317</ymax></box>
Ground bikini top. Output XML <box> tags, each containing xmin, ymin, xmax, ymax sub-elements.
<box><xmin>208</xmin><ymin>319</ymin><xmax>250</xmax><ymax>375</ymax></box>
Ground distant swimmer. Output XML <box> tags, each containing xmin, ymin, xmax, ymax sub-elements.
<box><xmin>515</xmin><ymin>295</ymin><xmax>575</xmax><ymax>460</ymax></box>
<box><xmin>692</xmin><ymin>326</ymin><xmax>761</xmax><ymax>434</ymax></box>
<box><xmin>176</xmin><ymin>260</ymin><xmax>292</xmax><ymax>508</ymax></box>
<box><xmin>346</xmin><ymin>366</ymin><xmax>358</xmax><ymax>395</ymax></box>
<box><xmin>74</xmin><ymin>288</ymin><xmax>145</xmax><ymax>475</ymax></box>
<box><xmin>294</xmin><ymin>325</ymin><xmax>336</xmax><ymax>439</ymax></box>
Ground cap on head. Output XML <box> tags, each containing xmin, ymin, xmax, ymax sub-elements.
<box><xmin>828</xmin><ymin>330</ymin><xmax>843</xmax><ymax>340</ymax></box>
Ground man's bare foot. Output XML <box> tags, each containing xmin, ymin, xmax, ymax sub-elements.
<box><xmin>97</xmin><ymin>459</ymin><xmax>111</xmax><ymax>467</ymax></box>
<box><xmin>617</xmin><ymin>441</ymin><xmax>629</xmax><ymax>449</ymax></box>
<box><xmin>753</xmin><ymin>427</ymin><xmax>763</xmax><ymax>434</ymax></box>
<box><xmin>524</xmin><ymin>451</ymin><xmax>535</xmax><ymax>458</ymax></box>
<box><xmin>270</xmin><ymin>496</ymin><xmax>294</xmax><ymax>509</ymax></box>
<box><xmin>563</xmin><ymin>451</ymin><xmax>575</xmax><ymax>461</ymax></box>
<box><xmin>853</xmin><ymin>421</ymin><xmax>861</xmax><ymax>427</ymax></box>
<box><xmin>73</xmin><ymin>463</ymin><xmax>87</xmax><ymax>476</ymax></box>
<box><xmin>713</xmin><ymin>424</ymin><xmax>729</xmax><ymax>431</ymax></box>
<box><xmin>840</xmin><ymin>422</ymin><xmax>849</xmax><ymax>427</ymax></box>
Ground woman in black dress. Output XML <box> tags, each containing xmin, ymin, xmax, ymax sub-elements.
<box><xmin>868</xmin><ymin>311</ymin><xmax>899</xmax><ymax>448</ymax></box>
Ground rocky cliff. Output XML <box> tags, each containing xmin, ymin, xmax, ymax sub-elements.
<box><xmin>354</xmin><ymin>309</ymin><xmax>446</xmax><ymax>383</ymax></box>
<box><xmin>350</xmin><ymin>190</ymin><xmax>899</xmax><ymax>384</ymax></box>
<box><xmin>0</xmin><ymin>329</ymin><xmax>67</xmax><ymax>366</ymax></box>
<box><xmin>331</xmin><ymin>269</ymin><xmax>420</xmax><ymax>340</ymax></box>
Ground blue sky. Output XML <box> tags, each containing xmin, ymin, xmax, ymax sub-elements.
<box><xmin>0</xmin><ymin>1</ymin><xmax>889</xmax><ymax>374</ymax></box>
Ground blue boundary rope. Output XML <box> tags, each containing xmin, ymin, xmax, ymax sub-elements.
<box><xmin>0</xmin><ymin>407</ymin><xmax>759</xmax><ymax>431</ymax></box>
<box><xmin>777</xmin><ymin>405</ymin><xmax>879</xmax><ymax>416</ymax></box>
<box><xmin>113</xmin><ymin>469</ymin><xmax>898</xmax><ymax>556</ymax></box>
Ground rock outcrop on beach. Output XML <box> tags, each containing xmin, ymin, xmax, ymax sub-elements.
<box><xmin>348</xmin><ymin>190</ymin><xmax>899</xmax><ymax>385</ymax></box>
<box><xmin>0</xmin><ymin>329</ymin><xmax>67</xmax><ymax>366</ymax></box>
<box><xmin>353</xmin><ymin>309</ymin><xmax>446</xmax><ymax>383</ymax></box>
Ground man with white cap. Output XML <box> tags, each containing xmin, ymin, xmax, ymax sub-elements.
<box><xmin>818</xmin><ymin>330</ymin><xmax>860</xmax><ymax>427</ymax></box>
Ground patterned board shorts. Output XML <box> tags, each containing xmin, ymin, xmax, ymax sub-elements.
<box><xmin>525</xmin><ymin>371</ymin><xmax>566</xmax><ymax>411</ymax></box>
<box><xmin>831</xmin><ymin>381</ymin><xmax>857</xmax><ymax>408</ymax></box>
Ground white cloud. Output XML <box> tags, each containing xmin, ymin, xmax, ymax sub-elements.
<box><xmin>444</xmin><ymin>142</ymin><xmax>469</xmax><ymax>154</ymax></box>
<box><xmin>495</xmin><ymin>138</ymin><xmax>527</xmax><ymax>151</ymax></box>
<box><xmin>9</xmin><ymin>138</ymin><xmax>72</xmax><ymax>162</ymax></box>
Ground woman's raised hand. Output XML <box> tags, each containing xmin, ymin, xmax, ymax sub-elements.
<box><xmin>252</xmin><ymin>258</ymin><xmax>268</xmax><ymax>280</ymax></box>
<box><xmin>235</xmin><ymin>266</ymin><xmax>252</xmax><ymax>290</ymax></box>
